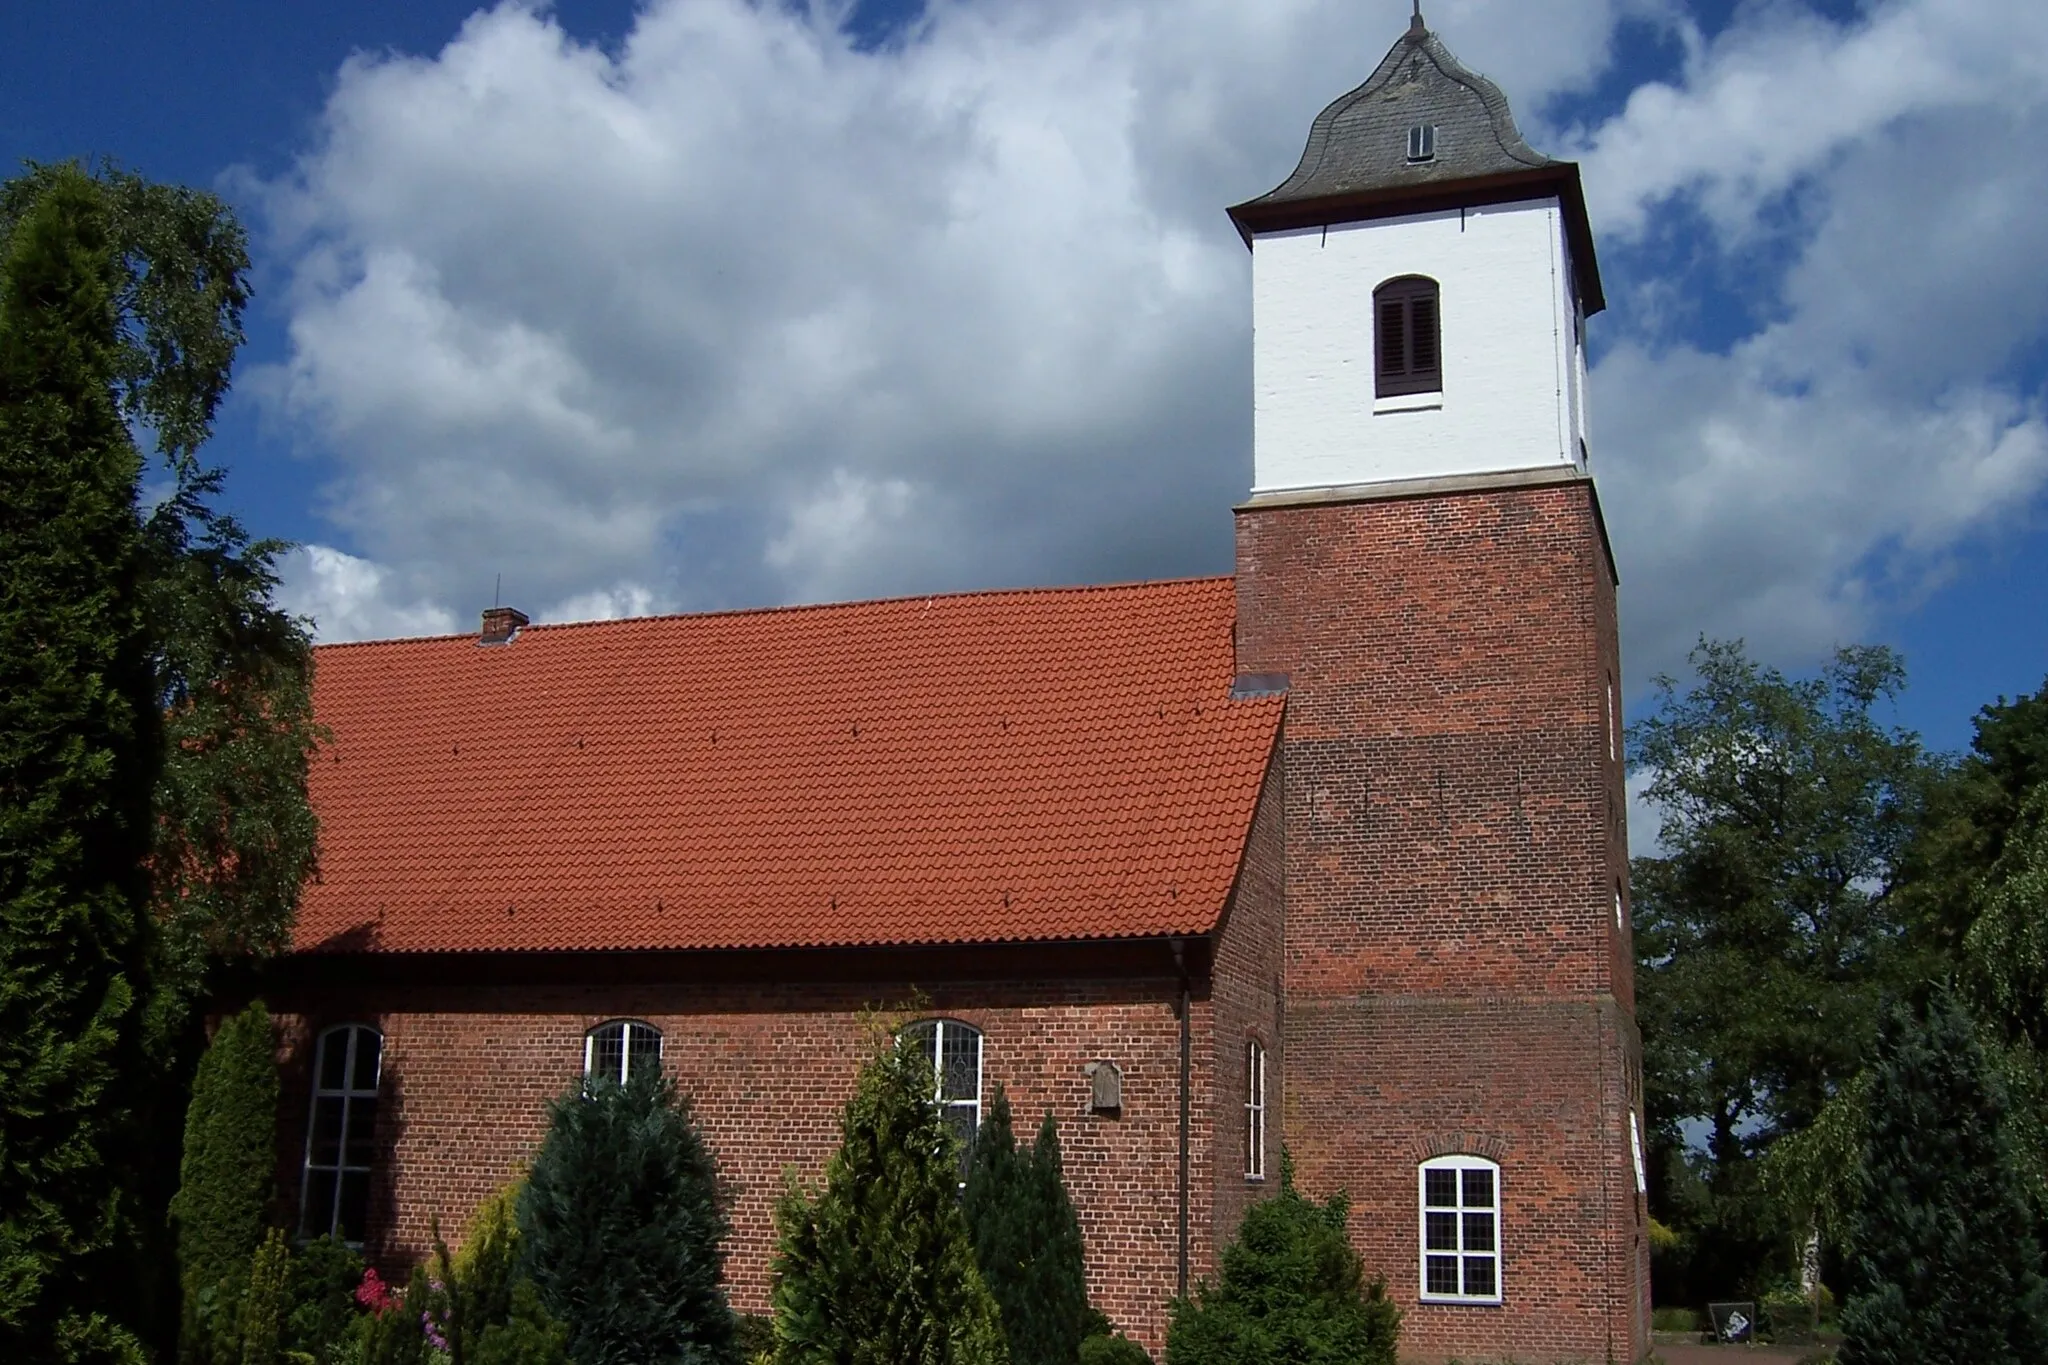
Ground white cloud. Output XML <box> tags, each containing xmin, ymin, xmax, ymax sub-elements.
<box><xmin>248</xmin><ymin>0</ymin><xmax>2048</xmax><ymax>692</ymax></box>
<box><xmin>277</xmin><ymin>545</ymin><xmax>462</xmax><ymax>643</ymax></box>
<box><xmin>1576</xmin><ymin>0</ymin><xmax>2048</xmax><ymax>239</ymax></box>
<box><xmin>546</xmin><ymin>581</ymin><xmax>659</xmax><ymax>623</ymax></box>
<box><xmin>1587</xmin><ymin>0</ymin><xmax>2048</xmax><ymax>678</ymax></box>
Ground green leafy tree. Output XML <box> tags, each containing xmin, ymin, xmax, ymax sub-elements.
<box><xmin>1895</xmin><ymin>678</ymin><xmax>2048</xmax><ymax>958</ymax></box>
<box><xmin>964</xmin><ymin>1090</ymin><xmax>1091</xmax><ymax>1365</ymax></box>
<box><xmin>520</xmin><ymin>1069</ymin><xmax>737</xmax><ymax>1365</ymax></box>
<box><xmin>1164</xmin><ymin>1158</ymin><xmax>1398</xmax><ymax>1365</ymax></box>
<box><xmin>0</xmin><ymin>160</ymin><xmax>161</xmax><ymax>1364</ymax></box>
<box><xmin>1838</xmin><ymin>991</ymin><xmax>2048</xmax><ymax>1364</ymax></box>
<box><xmin>1964</xmin><ymin>785</ymin><xmax>2048</xmax><ymax>1052</ymax></box>
<box><xmin>1629</xmin><ymin>639</ymin><xmax>1936</xmax><ymax>1299</ymax></box>
<box><xmin>771</xmin><ymin>1028</ymin><xmax>1008</xmax><ymax>1365</ymax></box>
<box><xmin>171</xmin><ymin>1001</ymin><xmax>280</xmax><ymax>1358</ymax></box>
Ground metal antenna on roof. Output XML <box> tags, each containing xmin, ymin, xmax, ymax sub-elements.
<box><xmin>493</xmin><ymin>572</ymin><xmax>501</xmax><ymax>608</ymax></box>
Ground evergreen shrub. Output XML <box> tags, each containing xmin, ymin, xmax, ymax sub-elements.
<box><xmin>238</xmin><ymin>1229</ymin><xmax>290</xmax><ymax>1365</ymax></box>
<box><xmin>351</xmin><ymin>1270</ymin><xmax>425</xmax><ymax>1365</ymax></box>
<box><xmin>1648</xmin><ymin>1306</ymin><xmax>1699</xmax><ymax>1333</ymax></box>
<box><xmin>520</xmin><ymin>1068</ymin><xmax>737</xmax><ymax>1365</ymax></box>
<box><xmin>465</xmin><ymin>1281</ymin><xmax>569</xmax><ymax>1365</ymax></box>
<box><xmin>1078</xmin><ymin>1333</ymin><xmax>1153</xmax><ymax>1365</ymax></box>
<box><xmin>1839</xmin><ymin>990</ymin><xmax>2048</xmax><ymax>1364</ymax></box>
<box><xmin>771</xmin><ymin>1026</ymin><xmax>1007</xmax><ymax>1364</ymax></box>
<box><xmin>733</xmin><ymin>1313</ymin><xmax>775</xmax><ymax>1361</ymax></box>
<box><xmin>1165</xmin><ymin>1159</ymin><xmax>1399</xmax><ymax>1365</ymax></box>
<box><xmin>171</xmin><ymin>1000</ymin><xmax>280</xmax><ymax>1362</ymax></box>
<box><xmin>964</xmin><ymin>1088</ymin><xmax>1091</xmax><ymax>1365</ymax></box>
<box><xmin>282</xmin><ymin>1238</ymin><xmax>361</xmax><ymax>1365</ymax></box>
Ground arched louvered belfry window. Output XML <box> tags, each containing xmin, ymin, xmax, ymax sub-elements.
<box><xmin>1375</xmin><ymin>275</ymin><xmax>1442</xmax><ymax>398</ymax></box>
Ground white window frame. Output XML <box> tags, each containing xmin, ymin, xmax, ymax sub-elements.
<box><xmin>1245</xmin><ymin>1039</ymin><xmax>1267</xmax><ymax>1180</ymax></box>
<box><xmin>299</xmin><ymin>1023</ymin><xmax>382</xmax><ymax>1245</ymax></box>
<box><xmin>583</xmin><ymin>1019</ymin><xmax>662</xmax><ymax>1086</ymax></box>
<box><xmin>901</xmin><ymin>1018</ymin><xmax>983</xmax><ymax>1173</ymax></box>
<box><xmin>1607</xmin><ymin>674</ymin><xmax>1619</xmax><ymax>762</ymax></box>
<box><xmin>1630</xmin><ymin>1111</ymin><xmax>1648</xmax><ymax>1195</ymax></box>
<box><xmin>1419</xmin><ymin>1155</ymin><xmax>1503</xmax><ymax>1305</ymax></box>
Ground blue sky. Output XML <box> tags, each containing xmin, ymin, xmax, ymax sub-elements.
<box><xmin>5</xmin><ymin>0</ymin><xmax>2046</xmax><ymax>758</ymax></box>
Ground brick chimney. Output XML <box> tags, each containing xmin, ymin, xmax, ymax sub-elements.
<box><xmin>479</xmin><ymin>606</ymin><xmax>528</xmax><ymax>645</ymax></box>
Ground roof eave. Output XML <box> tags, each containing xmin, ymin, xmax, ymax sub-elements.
<box><xmin>1225</xmin><ymin>162</ymin><xmax>1606</xmax><ymax>317</ymax></box>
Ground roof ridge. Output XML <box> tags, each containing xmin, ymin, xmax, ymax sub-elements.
<box><xmin>310</xmin><ymin>574</ymin><xmax>1236</xmax><ymax>653</ymax></box>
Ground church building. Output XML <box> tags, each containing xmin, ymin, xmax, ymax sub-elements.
<box><xmin>268</xmin><ymin>13</ymin><xmax>1651</xmax><ymax>1363</ymax></box>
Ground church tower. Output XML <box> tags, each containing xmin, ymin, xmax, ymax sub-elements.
<box><xmin>1230</xmin><ymin>12</ymin><xmax>1649</xmax><ymax>1363</ymax></box>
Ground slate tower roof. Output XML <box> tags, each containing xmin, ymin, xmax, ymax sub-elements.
<box><xmin>1250</xmin><ymin>9</ymin><xmax>1554</xmax><ymax>208</ymax></box>
<box><xmin>1228</xmin><ymin>7</ymin><xmax>1603</xmax><ymax>312</ymax></box>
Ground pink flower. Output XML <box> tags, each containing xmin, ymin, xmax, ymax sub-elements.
<box><xmin>355</xmin><ymin>1267</ymin><xmax>396</xmax><ymax>1314</ymax></box>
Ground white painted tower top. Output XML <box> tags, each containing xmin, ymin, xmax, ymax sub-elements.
<box><xmin>1229</xmin><ymin>11</ymin><xmax>1605</xmax><ymax>497</ymax></box>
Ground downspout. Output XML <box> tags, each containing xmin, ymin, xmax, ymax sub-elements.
<box><xmin>1171</xmin><ymin>936</ymin><xmax>1191</xmax><ymax>1299</ymax></box>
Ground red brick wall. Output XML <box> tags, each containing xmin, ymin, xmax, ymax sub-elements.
<box><xmin>1207</xmin><ymin>747</ymin><xmax>1286</xmax><ymax>1255</ymax></box>
<box><xmin>1235</xmin><ymin>475</ymin><xmax>1650</xmax><ymax>1364</ymax></box>
<box><xmin>272</xmin><ymin>960</ymin><xmax>1219</xmax><ymax>1355</ymax></box>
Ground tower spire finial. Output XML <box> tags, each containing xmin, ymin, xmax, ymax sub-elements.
<box><xmin>1409</xmin><ymin>2</ymin><xmax>1426</xmax><ymax>36</ymax></box>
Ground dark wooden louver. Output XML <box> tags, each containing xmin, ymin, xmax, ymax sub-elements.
<box><xmin>1374</xmin><ymin>275</ymin><xmax>1442</xmax><ymax>397</ymax></box>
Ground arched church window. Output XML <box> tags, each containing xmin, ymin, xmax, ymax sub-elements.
<box><xmin>584</xmin><ymin>1019</ymin><xmax>662</xmax><ymax>1086</ymax></box>
<box><xmin>1375</xmin><ymin>275</ymin><xmax>1442</xmax><ymax>398</ymax></box>
<box><xmin>300</xmin><ymin>1023</ymin><xmax>382</xmax><ymax>1244</ymax></box>
<box><xmin>1420</xmin><ymin>1154</ymin><xmax>1502</xmax><ymax>1303</ymax></box>
<box><xmin>902</xmin><ymin>1018</ymin><xmax>983</xmax><ymax>1176</ymax></box>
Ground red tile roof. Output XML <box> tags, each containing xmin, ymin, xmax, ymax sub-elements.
<box><xmin>294</xmin><ymin>577</ymin><xmax>1281</xmax><ymax>954</ymax></box>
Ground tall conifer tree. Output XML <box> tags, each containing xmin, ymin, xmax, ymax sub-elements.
<box><xmin>1838</xmin><ymin>991</ymin><xmax>2048</xmax><ymax>1364</ymax></box>
<box><xmin>520</xmin><ymin>1069</ymin><xmax>737</xmax><ymax>1365</ymax></box>
<box><xmin>1166</xmin><ymin>1159</ymin><xmax>1399</xmax><ymax>1365</ymax></box>
<box><xmin>0</xmin><ymin>162</ymin><xmax>159</xmax><ymax>1362</ymax></box>
<box><xmin>772</xmin><ymin>1031</ymin><xmax>1007</xmax><ymax>1364</ymax></box>
<box><xmin>965</xmin><ymin>1090</ymin><xmax>1091</xmax><ymax>1365</ymax></box>
<box><xmin>170</xmin><ymin>1001</ymin><xmax>280</xmax><ymax>1360</ymax></box>
<box><xmin>1</xmin><ymin>159</ymin><xmax>314</xmax><ymax>1356</ymax></box>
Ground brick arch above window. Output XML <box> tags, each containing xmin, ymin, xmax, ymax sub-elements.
<box><xmin>1410</xmin><ymin>1131</ymin><xmax>1510</xmax><ymax>1165</ymax></box>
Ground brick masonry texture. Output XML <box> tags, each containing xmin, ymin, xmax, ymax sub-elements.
<box><xmin>267</xmin><ymin>473</ymin><xmax>1650</xmax><ymax>1364</ymax></box>
<box><xmin>1234</xmin><ymin>477</ymin><xmax>1651</xmax><ymax>1365</ymax></box>
<box><xmin>268</xmin><ymin>940</ymin><xmax>1280</xmax><ymax>1357</ymax></box>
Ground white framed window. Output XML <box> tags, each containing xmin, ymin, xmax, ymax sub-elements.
<box><xmin>902</xmin><ymin>1019</ymin><xmax>982</xmax><ymax>1174</ymax></box>
<box><xmin>299</xmin><ymin>1024</ymin><xmax>382</xmax><ymax>1244</ymax></box>
<box><xmin>1607</xmin><ymin>674</ymin><xmax>1619</xmax><ymax>762</ymax></box>
<box><xmin>1630</xmin><ymin>1111</ymin><xmax>1648</xmax><ymax>1195</ymax></box>
<box><xmin>1420</xmin><ymin>1155</ymin><xmax>1501</xmax><ymax>1304</ymax></box>
<box><xmin>1245</xmin><ymin>1040</ymin><xmax>1267</xmax><ymax>1180</ymax></box>
<box><xmin>584</xmin><ymin>1019</ymin><xmax>662</xmax><ymax>1086</ymax></box>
